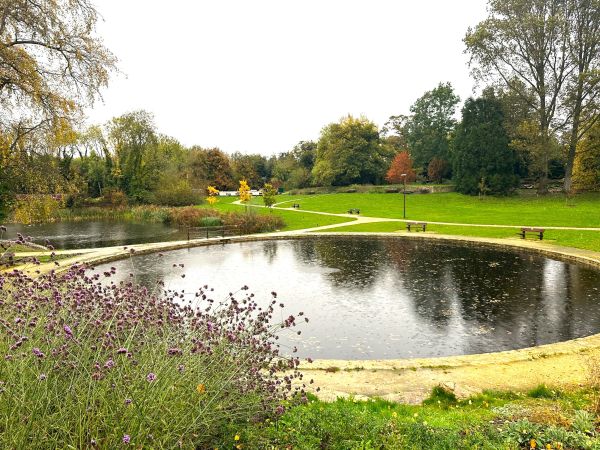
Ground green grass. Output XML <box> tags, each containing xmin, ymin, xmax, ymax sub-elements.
<box><xmin>319</xmin><ymin>221</ymin><xmax>600</xmax><ymax>252</ymax></box>
<box><xmin>276</xmin><ymin>191</ymin><xmax>600</xmax><ymax>227</ymax></box>
<box><xmin>199</xmin><ymin>197</ymin><xmax>355</xmax><ymax>231</ymax></box>
<box><xmin>228</xmin><ymin>387</ymin><xmax>600</xmax><ymax>449</ymax></box>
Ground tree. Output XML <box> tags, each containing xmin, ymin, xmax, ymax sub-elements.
<box><xmin>238</xmin><ymin>180</ymin><xmax>252</xmax><ymax>204</ymax></box>
<box><xmin>198</xmin><ymin>148</ymin><xmax>235</xmax><ymax>190</ymax></box>
<box><xmin>452</xmin><ymin>96</ymin><xmax>519</xmax><ymax>195</ymax></box>
<box><xmin>573</xmin><ymin>121</ymin><xmax>600</xmax><ymax>190</ymax></box>
<box><xmin>385</xmin><ymin>152</ymin><xmax>417</xmax><ymax>184</ymax></box>
<box><xmin>106</xmin><ymin>111</ymin><xmax>159</xmax><ymax>200</ymax></box>
<box><xmin>0</xmin><ymin>0</ymin><xmax>117</xmax><ymax>150</ymax></box>
<box><xmin>563</xmin><ymin>0</ymin><xmax>600</xmax><ymax>192</ymax></box>
<box><xmin>312</xmin><ymin>115</ymin><xmax>390</xmax><ymax>186</ymax></box>
<box><xmin>464</xmin><ymin>0</ymin><xmax>572</xmax><ymax>192</ymax></box>
<box><xmin>427</xmin><ymin>157</ymin><xmax>450</xmax><ymax>183</ymax></box>
<box><xmin>262</xmin><ymin>183</ymin><xmax>277</xmax><ymax>208</ymax></box>
<box><xmin>405</xmin><ymin>83</ymin><xmax>460</xmax><ymax>172</ymax></box>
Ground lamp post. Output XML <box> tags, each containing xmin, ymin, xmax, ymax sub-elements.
<box><xmin>401</xmin><ymin>173</ymin><xmax>407</xmax><ymax>219</ymax></box>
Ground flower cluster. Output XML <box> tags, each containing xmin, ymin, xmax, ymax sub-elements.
<box><xmin>0</xmin><ymin>234</ymin><xmax>311</xmax><ymax>448</ymax></box>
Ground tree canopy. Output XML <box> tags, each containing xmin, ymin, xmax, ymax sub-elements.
<box><xmin>453</xmin><ymin>96</ymin><xmax>519</xmax><ymax>195</ymax></box>
<box><xmin>405</xmin><ymin>82</ymin><xmax>460</xmax><ymax>172</ymax></box>
<box><xmin>312</xmin><ymin>115</ymin><xmax>391</xmax><ymax>186</ymax></box>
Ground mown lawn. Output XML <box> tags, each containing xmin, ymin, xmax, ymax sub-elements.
<box><xmin>271</xmin><ymin>192</ymin><xmax>600</xmax><ymax>227</ymax></box>
<box><xmin>199</xmin><ymin>196</ymin><xmax>355</xmax><ymax>231</ymax></box>
<box><xmin>319</xmin><ymin>221</ymin><xmax>600</xmax><ymax>253</ymax></box>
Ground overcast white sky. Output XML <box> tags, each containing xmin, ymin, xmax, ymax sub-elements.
<box><xmin>87</xmin><ymin>0</ymin><xmax>488</xmax><ymax>155</ymax></box>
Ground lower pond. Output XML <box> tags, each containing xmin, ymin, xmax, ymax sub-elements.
<box><xmin>93</xmin><ymin>237</ymin><xmax>600</xmax><ymax>360</ymax></box>
<box><xmin>2</xmin><ymin>221</ymin><xmax>187</xmax><ymax>249</ymax></box>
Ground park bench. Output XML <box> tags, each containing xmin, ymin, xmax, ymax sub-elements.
<box><xmin>519</xmin><ymin>227</ymin><xmax>545</xmax><ymax>240</ymax></box>
<box><xmin>347</xmin><ymin>208</ymin><xmax>360</xmax><ymax>215</ymax></box>
<box><xmin>187</xmin><ymin>225</ymin><xmax>239</xmax><ymax>240</ymax></box>
<box><xmin>292</xmin><ymin>203</ymin><xmax>300</xmax><ymax>209</ymax></box>
<box><xmin>406</xmin><ymin>221</ymin><xmax>427</xmax><ymax>232</ymax></box>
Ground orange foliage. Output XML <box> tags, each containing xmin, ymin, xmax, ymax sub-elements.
<box><xmin>385</xmin><ymin>151</ymin><xmax>416</xmax><ymax>184</ymax></box>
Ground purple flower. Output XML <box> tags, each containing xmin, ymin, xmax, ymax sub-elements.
<box><xmin>177</xmin><ymin>364</ymin><xmax>185</xmax><ymax>373</ymax></box>
<box><xmin>116</xmin><ymin>347</ymin><xmax>128</xmax><ymax>354</ymax></box>
<box><xmin>63</xmin><ymin>325</ymin><xmax>73</xmax><ymax>337</ymax></box>
<box><xmin>104</xmin><ymin>359</ymin><xmax>115</xmax><ymax>369</ymax></box>
<box><xmin>146</xmin><ymin>372</ymin><xmax>156</xmax><ymax>382</ymax></box>
<box><xmin>122</xmin><ymin>434</ymin><xmax>130</xmax><ymax>444</ymax></box>
<box><xmin>275</xmin><ymin>405</ymin><xmax>285</xmax><ymax>415</ymax></box>
<box><xmin>39</xmin><ymin>373</ymin><xmax>47</xmax><ymax>380</ymax></box>
<box><xmin>124</xmin><ymin>398</ymin><xmax>132</xmax><ymax>405</ymax></box>
<box><xmin>32</xmin><ymin>347</ymin><xmax>45</xmax><ymax>358</ymax></box>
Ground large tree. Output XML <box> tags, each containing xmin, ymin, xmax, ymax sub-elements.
<box><xmin>0</xmin><ymin>0</ymin><xmax>117</xmax><ymax>148</ymax></box>
<box><xmin>0</xmin><ymin>0</ymin><xmax>116</xmax><ymax>215</ymax></box>
<box><xmin>312</xmin><ymin>115</ymin><xmax>390</xmax><ymax>186</ymax></box>
<box><xmin>405</xmin><ymin>82</ymin><xmax>460</xmax><ymax>173</ymax></box>
<box><xmin>464</xmin><ymin>0</ymin><xmax>600</xmax><ymax>192</ymax></box>
<box><xmin>563</xmin><ymin>0</ymin><xmax>600</xmax><ymax>192</ymax></box>
<box><xmin>453</xmin><ymin>96</ymin><xmax>519</xmax><ymax>195</ymax></box>
<box><xmin>106</xmin><ymin>111</ymin><xmax>159</xmax><ymax>200</ymax></box>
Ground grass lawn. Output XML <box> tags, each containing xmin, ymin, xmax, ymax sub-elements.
<box><xmin>229</xmin><ymin>386</ymin><xmax>599</xmax><ymax>449</ymax></box>
<box><xmin>199</xmin><ymin>196</ymin><xmax>355</xmax><ymax>231</ymax></box>
<box><xmin>319</xmin><ymin>221</ymin><xmax>600</xmax><ymax>253</ymax></box>
<box><xmin>274</xmin><ymin>191</ymin><xmax>600</xmax><ymax>227</ymax></box>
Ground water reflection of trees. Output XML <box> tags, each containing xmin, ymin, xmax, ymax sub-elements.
<box><xmin>307</xmin><ymin>238</ymin><xmax>387</xmax><ymax>288</ymax></box>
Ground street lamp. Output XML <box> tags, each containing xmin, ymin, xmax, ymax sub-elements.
<box><xmin>401</xmin><ymin>173</ymin><xmax>407</xmax><ymax>219</ymax></box>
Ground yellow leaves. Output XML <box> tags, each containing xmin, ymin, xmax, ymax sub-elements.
<box><xmin>238</xmin><ymin>180</ymin><xmax>252</xmax><ymax>203</ymax></box>
<box><xmin>206</xmin><ymin>186</ymin><xmax>219</xmax><ymax>205</ymax></box>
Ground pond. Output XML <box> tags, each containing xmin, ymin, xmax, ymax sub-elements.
<box><xmin>92</xmin><ymin>237</ymin><xmax>600</xmax><ymax>360</ymax></box>
<box><xmin>2</xmin><ymin>221</ymin><xmax>188</xmax><ymax>249</ymax></box>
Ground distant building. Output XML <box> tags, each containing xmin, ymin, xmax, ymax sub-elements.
<box><xmin>218</xmin><ymin>190</ymin><xmax>263</xmax><ymax>197</ymax></box>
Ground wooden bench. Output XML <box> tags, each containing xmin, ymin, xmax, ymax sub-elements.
<box><xmin>347</xmin><ymin>208</ymin><xmax>360</xmax><ymax>215</ymax></box>
<box><xmin>292</xmin><ymin>203</ymin><xmax>300</xmax><ymax>209</ymax></box>
<box><xmin>187</xmin><ymin>225</ymin><xmax>239</xmax><ymax>240</ymax></box>
<box><xmin>519</xmin><ymin>227</ymin><xmax>545</xmax><ymax>240</ymax></box>
<box><xmin>406</xmin><ymin>221</ymin><xmax>427</xmax><ymax>232</ymax></box>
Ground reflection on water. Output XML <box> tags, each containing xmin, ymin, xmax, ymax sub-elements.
<box><xmin>2</xmin><ymin>221</ymin><xmax>187</xmax><ymax>249</ymax></box>
<box><xmin>92</xmin><ymin>237</ymin><xmax>600</xmax><ymax>360</ymax></box>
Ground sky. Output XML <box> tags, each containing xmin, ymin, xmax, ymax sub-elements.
<box><xmin>87</xmin><ymin>0</ymin><xmax>489</xmax><ymax>155</ymax></box>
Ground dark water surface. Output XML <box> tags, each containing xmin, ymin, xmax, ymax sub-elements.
<box><xmin>93</xmin><ymin>237</ymin><xmax>600</xmax><ymax>360</ymax></box>
<box><xmin>2</xmin><ymin>221</ymin><xmax>187</xmax><ymax>249</ymax></box>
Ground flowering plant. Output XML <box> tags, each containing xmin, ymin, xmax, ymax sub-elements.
<box><xmin>0</xmin><ymin>234</ymin><xmax>310</xmax><ymax>448</ymax></box>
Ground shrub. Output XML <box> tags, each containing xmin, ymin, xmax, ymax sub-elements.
<box><xmin>101</xmin><ymin>187</ymin><xmax>128</xmax><ymax>207</ymax></box>
<box><xmin>0</xmin><ymin>240</ymin><xmax>308</xmax><ymax>448</ymax></box>
<box><xmin>11</xmin><ymin>195</ymin><xmax>64</xmax><ymax>224</ymax></box>
<box><xmin>152</xmin><ymin>180</ymin><xmax>202</xmax><ymax>206</ymax></box>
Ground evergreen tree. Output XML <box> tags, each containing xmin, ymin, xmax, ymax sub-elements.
<box><xmin>453</xmin><ymin>97</ymin><xmax>518</xmax><ymax>195</ymax></box>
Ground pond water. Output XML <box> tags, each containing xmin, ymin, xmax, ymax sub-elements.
<box><xmin>92</xmin><ymin>237</ymin><xmax>600</xmax><ymax>360</ymax></box>
<box><xmin>2</xmin><ymin>221</ymin><xmax>188</xmax><ymax>249</ymax></box>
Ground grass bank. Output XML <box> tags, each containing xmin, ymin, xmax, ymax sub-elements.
<box><xmin>225</xmin><ymin>386</ymin><xmax>600</xmax><ymax>449</ymax></box>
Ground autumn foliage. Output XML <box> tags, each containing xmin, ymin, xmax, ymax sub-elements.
<box><xmin>385</xmin><ymin>151</ymin><xmax>417</xmax><ymax>184</ymax></box>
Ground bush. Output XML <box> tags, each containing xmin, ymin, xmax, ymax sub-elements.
<box><xmin>0</xmin><ymin>244</ymin><xmax>308</xmax><ymax>448</ymax></box>
<box><xmin>11</xmin><ymin>195</ymin><xmax>64</xmax><ymax>224</ymax></box>
<box><xmin>152</xmin><ymin>180</ymin><xmax>202</xmax><ymax>206</ymax></box>
<box><xmin>101</xmin><ymin>187</ymin><xmax>128</xmax><ymax>207</ymax></box>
